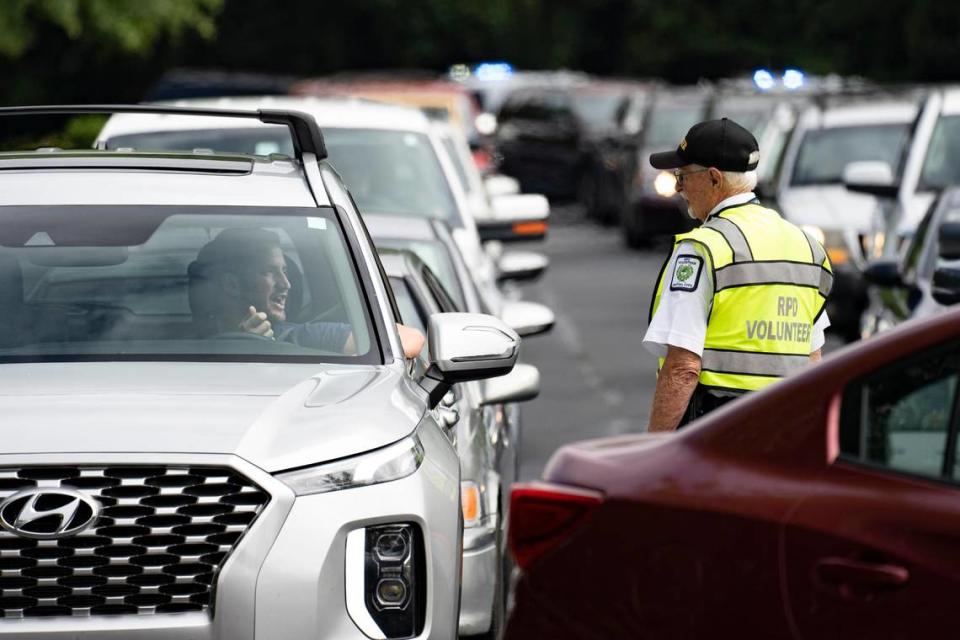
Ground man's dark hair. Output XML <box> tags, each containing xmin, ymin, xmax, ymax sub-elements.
<box><xmin>193</xmin><ymin>228</ymin><xmax>282</xmax><ymax>276</ymax></box>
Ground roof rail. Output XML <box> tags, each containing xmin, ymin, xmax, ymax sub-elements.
<box><xmin>0</xmin><ymin>104</ymin><xmax>327</xmax><ymax>161</ymax></box>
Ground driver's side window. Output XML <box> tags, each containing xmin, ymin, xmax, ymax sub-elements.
<box><xmin>840</xmin><ymin>343</ymin><xmax>960</xmax><ymax>481</ymax></box>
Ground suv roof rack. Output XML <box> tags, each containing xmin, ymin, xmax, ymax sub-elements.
<box><xmin>0</xmin><ymin>104</ymin><xmax>328</xmax><ymax>162</ymax></box>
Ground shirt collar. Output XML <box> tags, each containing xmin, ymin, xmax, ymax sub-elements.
<box><xmin>707</xmin><ymin>192</ymin><xmax>757</xmax><ymax>219</ymax></box>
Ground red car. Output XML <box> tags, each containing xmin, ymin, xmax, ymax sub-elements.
<box><xmin>507</xmin><ymin>306</ymin><xmax>960</xmax><ymax>639</ymax></box>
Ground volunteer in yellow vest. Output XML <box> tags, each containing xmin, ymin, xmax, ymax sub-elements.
<box><xmin>644</xmin><ymin>118</ymin><xmax>833</xmax><ymax>431</ymax></box>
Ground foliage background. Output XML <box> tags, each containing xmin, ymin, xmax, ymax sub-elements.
<box><xmin>1</xmin><ymin>0</ymin><xmax>958</xmax><ymax>110</ymax></box>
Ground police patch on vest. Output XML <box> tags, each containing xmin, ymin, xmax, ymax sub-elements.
<box><xmin>670</xmin><ymin>255</ymin><xmax>703</xmax><ymax>291</ymax></box>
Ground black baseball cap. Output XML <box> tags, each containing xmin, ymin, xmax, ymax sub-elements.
<box><xmin>649</xmin><ymin>118</ymin><xmax>760</xmax><ymax>171</ymax></box>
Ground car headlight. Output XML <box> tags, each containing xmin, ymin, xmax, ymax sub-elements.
<box><xmin>802</xmin><ymin>224</ymin><xmax>850</xmax><ymax>265</ymax></box>
<box><xmin>653</xmin><ymin>170</ymin><xmax>677</xmax><ymax>197</ymax></box>
<box><xmin>277</xmin><ymin>435</ymin><xmax>424</xmax><ymax>496</ymax></box>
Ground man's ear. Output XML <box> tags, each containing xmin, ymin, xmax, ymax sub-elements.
<box><xmin>710</xmin><ymin>167</ymin><xmax>722</xmax><ymax>187</ymax></box>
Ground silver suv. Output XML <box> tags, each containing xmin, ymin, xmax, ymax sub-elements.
<box><xmin>0</xmin><ymin>105</ymin><xmax>520</xmax><ymax>639</ymax></box>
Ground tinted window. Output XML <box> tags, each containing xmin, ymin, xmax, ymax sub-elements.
<box><xmin>791</xmin><ymin>124</ymin><xmax>910</xmax><ymax>186</ymax></box>
<box><xmin>840</xmin><ymin>344</ymin><xmax>960</xmax><ymax>480</ymax></box>
<box><xmin>0</xmin><ymin>206</ymin><xmax>375</xmax><ymax>363</ymax></box>
<box><xmin>919</xmin><ymin>116</ymin><xmax>960</xmax><ymax>191</ymax></box>
<box><xmin>374</xmin><ymin>238</ymin><xmax>464</xmax><ymax>309</ymax></box>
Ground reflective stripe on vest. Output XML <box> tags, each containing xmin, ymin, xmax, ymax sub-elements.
<box><xmin>715</xmin><ymin>261</ymin><xmax>834</xmax><ymax>297</ymax></box>
<box><xmin>651</xmin><ymin>202</ymin><xmax>832</xmax><ymax>394</ymax></box>
<box><xmin>701</xmin><ymin>348</ymin><xmax>811</xmax><ymax>377</ymax></box>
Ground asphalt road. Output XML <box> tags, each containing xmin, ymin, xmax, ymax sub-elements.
<box><xmin>513</xmin><ymin>213</ymin><xmax>671</xmax><ymax>482</ymax></box>
<box><xmin>513</xmin><ymin>209</ymin><xmax>845</xmax><ymax>482</ymax></box>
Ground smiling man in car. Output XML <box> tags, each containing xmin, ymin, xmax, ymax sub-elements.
<box><xmin>644</xmin><ymin>118</ymin><xmax>834</xmax><ymax>430</ymax></box>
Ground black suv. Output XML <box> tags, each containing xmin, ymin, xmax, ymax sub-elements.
<box><xmin>494</xmin><ymin>80</ymin><xmax>647</xmax><ymax>223</ymax></box>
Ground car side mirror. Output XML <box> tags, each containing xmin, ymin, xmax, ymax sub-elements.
<box><xmin>420</xmin><ymin>312</ymin><xmax>519</xmax><ymax>408</ymax></box>
<box><xmin>497</xmin><ymin>250</ymin><xmax>549</xmax><ymax>284</ymax></box>
<box><xmin>477</xmin><ymin>194</ymin><xmax>550</xmax><ymax>243</ymax></box>
<box><xmin>863</xmin><ymin>259</ymin><xmax>904</xmax><ymax>288</ymax></box>
<box><xmin>483</xmin><ymin>174</ymin><xmax>520</xmax><ymax>198</ymax></box>
<box><xmin>501</xmin><ymin>300</ymin><xmax>555</xmax><ymax>338</ymax></box>
<box><xmin>938</xmin><ymin>222</ymin><xmax>960</xmax><ymax>260</ymax></box>
<box><xmin>843</xmin><ymin>161</ymin><xmax>898</xmax><ymax>199</ymax></box>
<box><xmin>480</xmin><ymin>363</ymin><xmax>540</xmax><ymax>406</ymax></box>
<box><xmin>933</xmin><ymin>266</ymin><xmax>960</xmax><ymax>306</ymax></box>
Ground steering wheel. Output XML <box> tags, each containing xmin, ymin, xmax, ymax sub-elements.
<box><xmin>211</xmin><ymin>331</ymin><xmax>277</xmax><ymax>342</ymax></box>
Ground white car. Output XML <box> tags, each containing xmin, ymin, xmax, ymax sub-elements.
<box><xmin>774</xmin><ymin>96</ymin><xmax>920</xmax><ymax>338</ymax></box>
<box><xmin>0</xmin><ymin>104</ymin><xmax>523</xmax><ymax>639</ymax></box>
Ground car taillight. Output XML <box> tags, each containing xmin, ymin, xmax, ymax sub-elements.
<box><xmin>508</xmin><ymin>483</ymin><xmax>603</xmax><ymax>571</ymax></box>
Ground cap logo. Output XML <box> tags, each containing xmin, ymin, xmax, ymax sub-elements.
<box><xmin>748</xmin><ymin>150</ymin><xmax>760</xmax><ymax>165</ymax></box>
<box><xmin>679</xmin><ymin>138</ymin><xmax>688</xmax><ymax>151</ymax></box>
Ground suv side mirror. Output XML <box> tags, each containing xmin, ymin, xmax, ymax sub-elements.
<box><xmin>933</xmin><ymin>266</ymin><xmax>960</xmax><ymax>306</ymax></box>
<box><xmin>477</xmin><ymin>194</ymin><xmax>550</xmax><ymax>243</ymax></box>
<box><xmin>497</xmin><ymin>250</ymin><xmax>549</xmax><ymax>283</ymax></box>
<box><xmin>481</xmin><ymin>363</ymin><xmax>540</xmax><ymax>406</ymax></box>
<box><xmin>939</xmin><ymin>222</ymin><xmax>960</xmax><ymax>260</ymax></box>
<box><xmin>421</xmin><ymin>312</ymin><xmax>519</xmax><ymax>408</ymax></box>
<box><xmin>501</xmin><ymin>300</ymin><xmax>555</xmax><ymax>338</ymax></box>
<box><xmin>863</xmin><ymin>259</ymin><xmax>904</xmax><ymax>288</ymax></box>
<box><xmin>843</xmin><ymin>161</ymin><xmax>898</xmax><ymax>199</ymax></box>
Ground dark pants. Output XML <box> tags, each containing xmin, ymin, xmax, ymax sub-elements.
<box><xmin>678</xmin><ymin>386</ymin><xmax>743</xmax><ymax>428</ymax></box>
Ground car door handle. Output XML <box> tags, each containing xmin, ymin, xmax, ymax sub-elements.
<box><xmin>815</xmin><ymin>557</ymin><xmax>909</xmax><ymax>590</ymax></box>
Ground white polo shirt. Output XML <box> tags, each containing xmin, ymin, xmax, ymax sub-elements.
<box><xmin>643</xmin><ymin>192</ymin><xmax>830</xmax><ymax>359</ymax></box>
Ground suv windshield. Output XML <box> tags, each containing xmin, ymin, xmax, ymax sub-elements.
<box><xmin>0</xmin><ymin>206</ymin><xmax>376</xmax><ymax>363</ymax></box>
<box><xmin>919</xmin><ymin>115</ymin><xmax>960</xmax><ymax>191</ymax></box>
<box><xmin>644</xmin><ymin>104</ymin><xmax>704</xmax><ymax>148</ymax></box>
<box><xmin>571</xmin><ymin>93</ymin><xmax>626</xmax><ymax>132</ymax></box>
<box><xmin>106</xmin><ymin>127</ymin><xmax>460</xmax><ymax>222</ymax></box>
<box><xmin>791</xmin><ymin>123</ymin><xmax>910</xmax><ymax>186</ymax></box>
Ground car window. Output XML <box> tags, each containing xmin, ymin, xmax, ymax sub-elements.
<box><xmin>902</xmin><ymin>197</ymin><xmax>939</xmax><ymax>280</ymax></box>
<box><xmin>919</xmin><ymin>115</ymin><xmax>960</xmax><ymax>191</ymax></box>
<box><xmin>388</xmin><ymin>276</ymin><xmax>430</xmax><ymax>374</ymax></box>
<box><xmin>107</xmin><ymin>127</ymin><xmax>461</xmax><ymax>224</ymax></box>
<box><xmin>374</xmin><ymin>238</ymin><xmax>464</xmax><ymax>309</ymax></box>
<box><xmin>421</xmin><ymin>266</ymin><xmax>460</xmax><ymax>313</ymax></box>
<box><xmin>644</xmin><ymin>104</ymin><xmax>704</xmax><ymax>148</ymax></box>
<box><xmin>0</xmin><ymin>206</ymin><xmax>376</xmax><ymax>363</ymax></box>
<box><xmin>571</xmin><ymin>92</ymin><xmax>627</xmax><ymax>132</ymax></box>
<box><xmin>790</xmin><ymin>124</ymin><xmax>910</xmax><ymax>186</ymax></box>
<box><xmin>840</xmin><ymin>343</ymin><xmax>960</xmax><ymax>481</ymax></box>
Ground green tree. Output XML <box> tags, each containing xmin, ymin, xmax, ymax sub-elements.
<box><xmin>0</xmin><ymin>0</ymin><xmax>222</xmax><ymax>59</ymax></box>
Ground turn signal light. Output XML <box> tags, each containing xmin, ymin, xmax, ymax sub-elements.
<box><xmin>508</xmin><ymin>483</ymin><xmax>603</xmax><ymax>570</ymax></box>
<box><xmin>461</xmin><ymin>482</ymin><xmax>481</xmax><ymax>526</ymax></box>
<box><xmin>512</xmin><ymin>221</ymin><xmax>548</xmax><ymax>237</ymax></box>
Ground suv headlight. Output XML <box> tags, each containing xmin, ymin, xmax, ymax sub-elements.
<box><xmin>277</xmin><ymin>435</ymin><xmax>425</xmax><ymax>496</ymax></box>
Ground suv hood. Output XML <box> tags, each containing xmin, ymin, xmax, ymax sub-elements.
<box><xmin>778</xmin><ymin>184</ymin><xmax>880</xmax><ymax>232</ymax></box>
<box><xmin>0</xmin><ymin>362</ymin><xmax>426</xmax><ymax>472</ymax></box>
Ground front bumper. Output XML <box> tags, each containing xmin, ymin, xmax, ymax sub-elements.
<box><xmin>458</xmin><ymin>538</ymin><xmax>498</xmax><ymax>636</ymax></box>
<box><xmin>0</xmin><ymin>427</ymin><xmax>461</xmax><ymax>640</ymax></box>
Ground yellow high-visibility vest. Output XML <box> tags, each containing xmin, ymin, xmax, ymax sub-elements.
<box><xmin>650</xmin><ymin>201</ymin><xmax>833</xmax><ymax>392</ymax></box>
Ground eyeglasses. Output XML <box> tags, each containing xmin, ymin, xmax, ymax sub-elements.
<box><xmin>673</xmin><ymin>168</ymin><xmax>710</xmax><ymax>186</ymax></box>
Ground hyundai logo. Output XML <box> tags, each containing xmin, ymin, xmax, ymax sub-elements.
<box><xmin>0</xmin><ymin>488</ymin><xmax>100</xmax><ymax>539</ymax></box>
